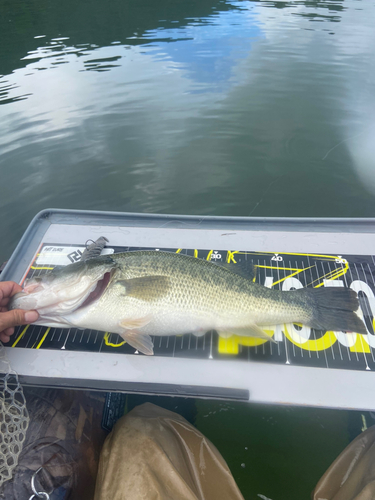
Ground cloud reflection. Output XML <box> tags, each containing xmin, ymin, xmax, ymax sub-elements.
<box><xmin>0</xmin><ymin>0</ymin><xmax>375</xmax><ymax>262</ymax></box>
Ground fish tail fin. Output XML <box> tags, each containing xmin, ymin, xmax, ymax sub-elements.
<box><xmin>297</xmin><ymin>287</ymin><xmax>367</xmax><ymax>334</ymax></box>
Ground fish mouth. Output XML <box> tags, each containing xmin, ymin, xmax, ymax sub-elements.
<box><xmin>74</xmin><ymin>271</ymin><xmax>112</xmax><ymax>311</ymax></box>
<box><xmin>10</xmin><ymin>266</ymin><xmax>116</xmax><ymax>321</ymax></box>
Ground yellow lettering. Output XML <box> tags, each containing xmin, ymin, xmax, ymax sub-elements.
<box><xmin>218</xmin><ymin>336</ymin><xmax>239</xmax><ymax>354</ymax></box>
<box><xmin>350</xmin><ymin>333</ymin><xmax>371</xmax><ymax>353</ymax></box>
<box><xmin>226</xmin><ymin>250</ymin><xmax>239</xmax><ymax>263</ymax></box>
<box><xmin>218</xmin><ymin>331</ymin><xmax>273</xmax><ymax>354</ymax></box>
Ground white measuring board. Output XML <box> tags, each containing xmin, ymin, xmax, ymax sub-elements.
<box><xmin>2</xmin><ymin>209</ymin><xmax>375</xmax><ymax>409</ymax></box>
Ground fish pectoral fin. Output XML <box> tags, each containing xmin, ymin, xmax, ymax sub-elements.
<box><xmin>119</xmin><ymin>315</ymin><xmax>152</xmax><ymax>330</ymax></box>
<box><xmin>218</xmin><ymin>324</ymin><xmax>277</xmax><ymax>343</ymax></box>
<box><xmin>119</xmin><ymin>330</ymin><xmax>154</xmax><ymax>355</ymax></box>
<box><xmin>117</xmin><ymin>276</ymin><xmax>170</xmax><ymax>301</ymax></box>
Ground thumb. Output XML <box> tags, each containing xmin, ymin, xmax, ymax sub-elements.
<box><xmin>0</xmin><ymin>309</ymin><xmax>39</xmax><ymax>331</ymax></box>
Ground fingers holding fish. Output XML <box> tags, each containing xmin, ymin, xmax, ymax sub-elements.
<box><xmin>0</xmin><ymin>281</ymin><xmax>39</xmax><ymax>343</ymax></box>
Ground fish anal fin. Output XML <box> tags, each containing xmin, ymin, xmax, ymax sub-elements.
<box><xmin>117</xmin><ymin>276</ymin><xmax>170</xmax><ymax>300</ymax></box>
<box><xmin>119</xmin><ymin>330</ymin><xmax>154</xmax><ymax>355</ymax></box>
<box><xmin>218</xmin><ymin>324</ymin><xmax>277</xmax><ymax>343</ymax></box>
<box><xmin>119</xmin><ymin>315</ymin><xmax>152</xmax><ymax>330</ymax></box>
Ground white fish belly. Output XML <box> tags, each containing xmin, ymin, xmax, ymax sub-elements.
<box><xmin>67</xmin><ymin>298</ymin><xmax>254</xmax><ymax>337</ymax></box>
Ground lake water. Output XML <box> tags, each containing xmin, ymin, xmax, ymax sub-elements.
<box><xmin>1</xmin><ymin>0</ymin><xmax>375</xmax><ymax>497</ymax></box>
<box><xmin>1</xmin><ymin>0</ymin><xmax>375</xmax><ymax>263</ymax></box>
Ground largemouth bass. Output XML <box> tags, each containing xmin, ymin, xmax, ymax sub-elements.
<box><xmin>10</xmin><ymin>250</ymin><xmax>367</xmax><ymax>355</ymax></box>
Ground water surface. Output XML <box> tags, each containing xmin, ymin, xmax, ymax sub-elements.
<box><xmin>1</xmin><ymin>0</ymin><xmax>375</xmax><ymax>263</ymax></box>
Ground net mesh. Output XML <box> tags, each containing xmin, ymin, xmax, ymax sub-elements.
<box><xmin>0</xmin><ymin>342</ymin><xmax>29</xmax><ymax>487</ymax></box>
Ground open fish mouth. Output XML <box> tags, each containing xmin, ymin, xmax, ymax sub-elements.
<box><xmin>75</xmin><ymin>271</ymin><xmax>113</xmax><ymax>310</ymax></box>
<box><xmin>9</xmin><ymin>256</ymin><xmax>117</xmax><ymax>319</ymax></box>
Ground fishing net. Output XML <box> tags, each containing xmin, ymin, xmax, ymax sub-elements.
<box><xmin>0</xmin><ymin>342</ymin><xmax>29</xmax><ymax>487</ymax></box>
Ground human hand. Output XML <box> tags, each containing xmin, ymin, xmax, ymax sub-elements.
<box><xmin>0</xmin><ymin>281</ymin><xmax>39</xmax><ymax>343</ymax></box>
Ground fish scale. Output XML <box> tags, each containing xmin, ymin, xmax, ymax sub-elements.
<box><xmin>113</xmin><ymin>252</ymin><xmax>288</xmax><ymax>319</ymax></box>
<box><xmin>10</xmin><ymin>250</ymin><xmax>367</xmax><ymax>355</ymax></box>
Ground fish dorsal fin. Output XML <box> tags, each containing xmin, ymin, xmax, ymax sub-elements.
<box><xmin>213</xmin><ymin>261</ymin><xmax>257</xmax><ymax>281</ymax></box>
<box><xmin>218</xmin><ymin>324</ymin><xmax>276</xmax><ymax>343</ymax></box>
<box><xmin>117</xmin><ymin>276</ymin><xmax>170</xmax><ymax>300</ymax></box>
<box><xmin>118</xmin><ymin>329</ymin><xmax>154</xmax><ymax>355</ymax></box>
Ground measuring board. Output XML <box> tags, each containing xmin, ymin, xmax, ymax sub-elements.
<box><xmin>2</xmin><ymin>210</ymin><xmax>375</xmax><ymax>409</ymax></box>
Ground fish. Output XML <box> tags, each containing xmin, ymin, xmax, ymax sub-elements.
<box><xmin>10</xmin><ymin>247</ymin><xmax>367</xmax><ymax>355</ymax></box>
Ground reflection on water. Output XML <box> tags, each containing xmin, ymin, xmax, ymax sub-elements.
<box><xmin>0</xmin><ymin>0</ymin><xmax>375</xmax><ymax>263</ymax></box>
